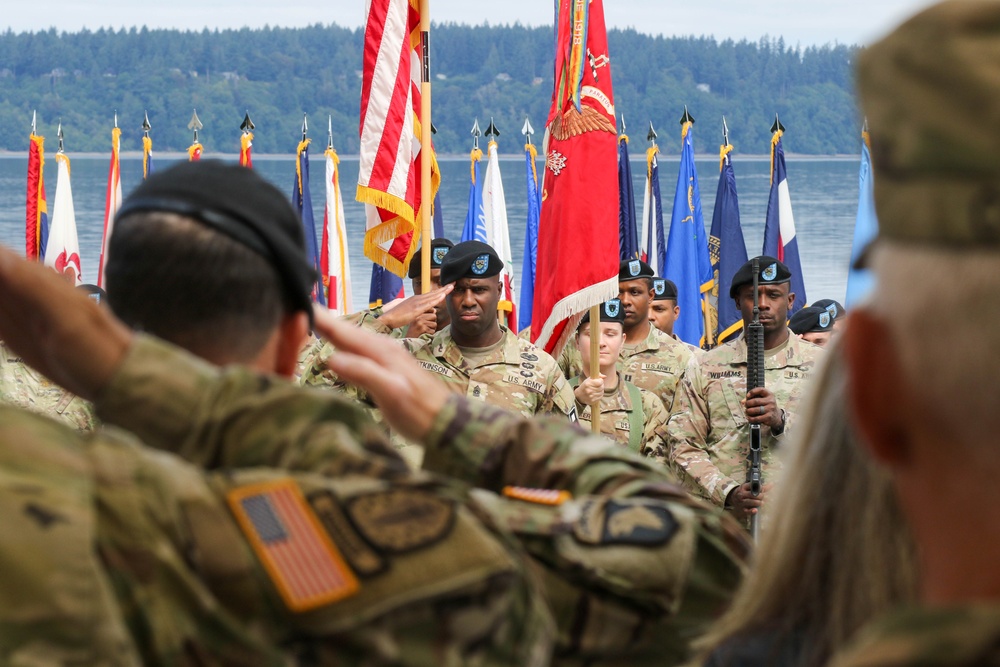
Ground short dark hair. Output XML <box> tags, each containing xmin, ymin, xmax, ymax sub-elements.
<box><xmin>106</xmin><ymin>212</ymin><xmax>290</xmax><ymax>363</ymax></box>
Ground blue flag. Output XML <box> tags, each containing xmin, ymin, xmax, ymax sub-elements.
<box><xmin>762</xmin><ymin>133</ymin><xmax>807</xmax><ymax>314</ymax></box>
<box><xmin>368</xmin><ymin>264</ymin><xmax>403</xmax><ymax>309</ymax></box>
<box><xmin>641</xmin><ymin>147</ymin><xmax>667</xmax><ymax>275</ymax></box>
<box><xmin>665</xmin><ymin>122</ymin><xmax>714</xmax><ymax>347</ymax></box>
<box><xmin>519</xmin><ymin>144</ymin><xmax>542</xmax><ymax>332</ymax></box>
<box><xmin>618</xmin><ymin>134</ymin><xmax>639</xmax><ymax>259</ymax></box>
<box><xmin>461</xmin><ymin>150</ymin><xmax>486</xmax><ymax>243</ymax></box>
<box><xmin>709</xmin><ymin>146</ymin><xmax>749</xmax><ymax>344</ymax></box>
<box><xmin>433</xmin><ymin>190</ymin><xmax>444</xmax><ymax>239</ymax></box>
<box><xmin>292</xmin><ymin>141</ymin><xmax>326</xmax><ymax>306</ymax></box>
<box><xmin>845</xmin><ymin>134</ymin><xmax>878</xmax><ymax>307</ymax></box>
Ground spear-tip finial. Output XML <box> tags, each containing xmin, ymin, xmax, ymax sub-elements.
<box><xmin>188</xmin><ymin>109</ymin><xmax>203</xmax><ymax>142</ymax></box>
<box><xmin>522</xmin><ymin>117</ymin><xmax>535</xmax><ymax>145</ymax></box>
<box><xmin>431</xmin><ymin>122</ymin><xmax>437</xmax><ymax>135</ymax></box>
<box><xmin>471</xmin><ymin>118</ymin><xmax>481</xmax><ymax>149</ymax></box>
<box><xmin>31</xmin><ymin>110</ymin><xmax>36</xmax><ymax>134</ymax></box>
<box><xmin>723</xmin><ymin>116</ymin><xmax>730</xmax><ymax>147</ymax></box>
<box><xmin>647</xmin><ymin>121</ymin><xmax>658</xmax><ymax>145</ymax></box>
<box><xmin>142</xmin><ymin>110</ymin><xmax>151</xmax><ymax>135</ymax></box>
<box><xmin>680</xmin><ymin>105</ymin><xmax>695</xmax><ymax>125</ymax></box>
<box><xmin>57</xmin><ymin>120</ymin><xmax>64</xmax><ymax>152</ymax></box>
<box><xmin>327</xmin><ymin>115</ymin><xmax>334</xmax><ymax>149</ymax></box>
<box><xmin>619</xmin><ymin>114</ymin><xmax>626</xmax><ymax>135</ymax></box>
<box><xmin>301</xmin><ymin>113</ymin><xmax>308</xmax><ymax>141</ymax></box>
<box><xmin>114</xmin><ymin>110</ymin><xmax>118</xmax><ymax>129</ymax></box>
<box><xmin>770</xmin><ymin>113</ymin><xmax>785</xmax><ymax>134</ymax></box>
<box><xmin>241</xmin><ymin>111</ymin><xmax>254</xmax><ymax>133</ymax></box>
<box><xmin>485</xmin><ymin>118</ymin><xmax>499</xmax><ymax>141</ymax></box>
<box><xmin>862</xmin><ymin>116</ymin><xmax>869</xmax><ymax>134</ymax></box>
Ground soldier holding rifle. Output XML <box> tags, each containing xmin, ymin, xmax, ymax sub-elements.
<box><xmin>665</xmin><ymin>256</ymin><xmax>823</xmax><ymax>523</ymax></box>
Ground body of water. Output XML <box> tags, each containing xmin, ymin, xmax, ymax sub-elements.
<box><xmin>0</xmin><ymin>151</ymin><xmax>861</xmax><ymax>314</ymax></box>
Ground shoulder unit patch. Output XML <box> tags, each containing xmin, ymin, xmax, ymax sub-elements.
<box><xmin>346</xmin><ymin>488</ymin><xmax>455</xmax><ymax>554</ymax></box>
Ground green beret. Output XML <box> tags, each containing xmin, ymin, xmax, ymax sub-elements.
<box><xmin>619</xmin><ymin>259</ymin><xmax>655</xmax><ymax>281</ymax></box>
<box><xmin>789</xmin><ymin>305</ymin><xmax>834</xmax><ymax>334</ymax></box>
<box><xmin>439</xmin><ymin>240</ymin><xmax>502</xmax><ymax>285</ymax></box>
<box><xmin>857</xmin><ymin>0</ymin><xmax>1000</xmax><ymax>249</ymax></box>
<box><xmin>579</xmin><ymin>299</ymin><xmax>626</xmax><ymax>328</ymax></box>
<box><xmin>408</xmin><ymin>238</ymin><xmax>454</xmax><ymax>279</ymax></box>
<box><xmin>729</xmin><ymin>256</ymin><xmax>791</xmax><ymax>298</ymax></box>
<box><xmin>652</xmin><ymin>278</ymin><xmax>678</xmax><ymax>301</ymax></box>
<box><xmin>114</xmin><ymin>160</ymin><xmax>317</xmax><ymax>320</ymax></box>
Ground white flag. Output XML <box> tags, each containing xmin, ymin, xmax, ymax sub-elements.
<box><xmin>44</xmin><ymin>153</ymin><xmax>82</xmax><ymax>286</ymax></box>
<box><xmin>483</xmin><ymin>140</ymin><xmax>517</xmax><ymax>330</ymax></box>
<box><xmin>324</xmin><ymin>148</ymin><xmax>353</xmax><ymax>317</ymax></box>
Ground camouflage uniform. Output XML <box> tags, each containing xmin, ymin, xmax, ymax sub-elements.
<box><xmin>2</xmin><ymin>337</ymin><xmax>554</xmax><ymax>666</ymax></box>
<box><xmin>304</xmin><ymin>325</ymin><xmax>577</xmax><ymax>421</ymax></box>
<box><xmin>828</xmin><ymin>605</ymin><xmax>1000</xmax><ymax>667</ymax></box>
<box><xmin>295</xmin><ymin>309</ymin><xmax>404</xmax><ymax>381</ymax></box>
<box><xmin>561</xmin><ymin>326</ymin><xmax>693</xmax><ymax>412</ymax></box>
<box><xmin>665</xmin><ymin>331</ymin><xmax>823</xmax><ymax>507</ymax></box>
<box><xmin>97</xmin><ymin>335</ymin><xmax>749</xmax><ymax>666</ymax></box>
<box><xmin>0</xmin><ymin>340</ymin><xmax>97</xmax><ymax>431</ymax></box>
<box><xmin>572</xmin><ymin>372</ymin><xmax>671</xmax><ymax>460</ymax></box>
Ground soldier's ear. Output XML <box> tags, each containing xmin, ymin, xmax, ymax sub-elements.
<box><xmin>844</xmin><ymin>309</ymin><xmax>911</xmax><ymax>468</ymax></box>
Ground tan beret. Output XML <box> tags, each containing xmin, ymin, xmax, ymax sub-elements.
<box><xmin>857</xmin><ymin>0</ymin><xmax>1000</xmax><ymax>248</ymax></box>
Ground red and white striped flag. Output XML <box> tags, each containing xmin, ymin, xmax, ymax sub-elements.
<box><xmin>98</xmin><ymin>125</ymin><xmax>122</xmax><ymax>288</ymax></box>
<box><xmin>356</xmin><ymin>0</ymin><xmax>439</xmax><ymax>277</ymax></box>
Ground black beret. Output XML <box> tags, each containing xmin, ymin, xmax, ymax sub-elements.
<box><xmin>811</xmin><ymin>298</ymin><xmax>846</xmax><ymax>321</ymax></box>
<box><xmin>729</xmin><ymin>256</ymin><xmax>791</xmax><ymax>298</ymax></box>
<box><xmin>408</xmin><ymin>237</ymin><xmax>454</xmax><ymax>279</ymax></box>
<box><xmin>579</xmin><ymin>299</ymin><xmax>626</xmax><ymax>328</ymax></box>
<box><xmin>789</xmin><ymin>305</ymin><xmax>835</xmax><ymax>334</ymax></box>
<box><xmin>619</xmin><ymin>258</ymin><xmax>655</xmax><ymax>281</ymax></box>
<box><xmin>439</xmin><ymin>240</ymin><xmax>502</xmax><ymax>285</ymax></box>
<box><xmin>114</xmin><ymin>160</ymin><xmax>317</xmax><ymax>320</ymax></box>
<box><xmin>77</xmin><ymin>283</ymin><xmax>106</xmax><ymax>305</ymax></box>
<box><xmin>652</xmin><ymin>278</ymin><xmax>678</xmax><ymax>301</ymax></box>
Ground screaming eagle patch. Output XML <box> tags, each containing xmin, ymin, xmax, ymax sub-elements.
<box><xmin>346</xmin><ymin>488</ymin><xmax>455</xmax><ymax>554</ymax></box>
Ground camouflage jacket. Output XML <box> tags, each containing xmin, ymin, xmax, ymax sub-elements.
<box><xmin>0</xmin><ymin>337</ymin><xmax>555</xmax><ymax>666</ymax></box>
<box><xmin>665</xmin><ymin>331</ymin><xmax>823</xmax><ymax>507</ymax></box>
<box><xmin>0</xmin><ymin>340</ymin><xmax>97</xmax><ymax>431</ymax></box>
<box><xmin>99</xmin><ymin>336</ymin><xmax>750</xmax><ymax>666</ymax></box>
<box><xmin>305</xmin><ymin>325</ymin><xmax>576</xmax><ymax>421</ymax></box>
<box><xmin>828</xmin><ymin>604</ymin><xmax>1000</xmax><ymax>666</ymax></box>
<box><xmin>572</xmin><ymin>372</ymin><xmax>671</xmax><ymax>460</ymax></box>
<box><xmin>561</xmin><ymin>326</ymin><xmax>693</xmax><ymax>412</ymax></box>
<box><xmin>295</xmin><ymin>309</ymin><xmax>403</xmax><ymax>381</ymax></box>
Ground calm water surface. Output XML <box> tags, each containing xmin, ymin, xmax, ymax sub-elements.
<box><xmin>0</xmin><ymin>152</ymin><xmax>861</xmax><ymax>312</ymax></box>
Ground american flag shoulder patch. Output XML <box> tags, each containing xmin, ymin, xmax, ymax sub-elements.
<box><xmin>502</xmin><ymin>486</ymin><xmax>572</xmax><ymax>506</ymax></box>
<box><xmin>227</xmin><ymin>479</ymin><xmax>359</xmax><ymax>612</ymax></box>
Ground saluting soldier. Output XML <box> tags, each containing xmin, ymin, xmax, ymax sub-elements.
<box><xmin>561</xmin><ymin>259</ymin><xmax>694</xmax><ymax>412</ymax></box>
<box><xmin>666</xmin><ymin>256</ymin><xmax>823</xmax><ymax>522</ymax></box>
<box><xmin>304</xmin><ymin>240</ymin><xmax>577</xmax><ymax>422</ymax></box>
<box><xmin>570</xmin><ymin>298</ymin><xmax>671</xmax><ymax>459</ymax></box>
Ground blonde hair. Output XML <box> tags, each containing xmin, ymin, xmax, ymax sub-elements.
<box><xmin>695</xmin><ymin>344</ymin><xmax>918</xmax><ymax>665</ymax></box>
<box><xmin>868</xmin><ymin>242</ymin><xmax>1000</xmax><ymax>448</ymax></box>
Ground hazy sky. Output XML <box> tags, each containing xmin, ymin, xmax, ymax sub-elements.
<box><xmin>5</xmin><ymin>0</ymin><xmax>939</xmax><ymax>47</ymax></box>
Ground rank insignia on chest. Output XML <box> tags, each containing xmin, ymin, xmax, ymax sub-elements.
<box><xmin>227</xmin><ymin>479</ymin><xmax>360</xmax><ymax>612</ymax></box>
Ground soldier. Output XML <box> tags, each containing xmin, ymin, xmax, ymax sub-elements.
<box><xmin>0</xmin><ymin>240</ymin><xmax>750</xmax><ymax>666</ymax></box>
<box><xmin>571</xmin><ymin>298</ymin><xmax>671</xmax><ymax>458</ymax></box>
<box><xmin>812</xmin><ymin>298</ymin><xmax>847</xmax><ymax>332</ymax></box>
<box><xmin>666</xmin><ymin>256</ymin><xmax>823</xmax><ymax>521</ymax></box>
<box><xmin>650</xmin><ymin>278</ymin><xmax>701</xmax><ymax>354</ymax></box>
<box><xmin>825</xmin><ymin>2</ymin><xmax>1000</xmax><ymax>664</ymax></box>
<box><xmin>304</xmin><ymin>240</ymin><xmax>577</xmax><ymax>422</ymax></box>
<box><xmin>789</xmin><ymin>304</ymin><xmax>836</xmax><ymax>347</ymax></box>
<box><xmin>560</xmin><ymin>260</ymin><xmax>694</xmax><ymax>412</ymax></box>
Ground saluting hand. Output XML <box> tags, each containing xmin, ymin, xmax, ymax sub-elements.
<box><xmin>379</xmin><ymin>285</ymin><xmax>452</xmax><ymax>330</ymax></box>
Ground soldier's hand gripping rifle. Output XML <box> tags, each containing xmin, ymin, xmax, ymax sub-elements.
<box><xmin>746</xmin><ymin>258</ymin><xmax>764</xmax><ymax>540</ymax></box>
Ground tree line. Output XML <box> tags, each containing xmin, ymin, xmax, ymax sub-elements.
<box><xmin>0</xmin><ymin>23</ymin><xmax>862</xmax><ymax>155</ymax></box>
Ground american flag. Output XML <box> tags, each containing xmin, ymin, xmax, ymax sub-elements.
<box><xmin>230</xmin><ymin>481</ymin><xmax>358</xmax><ymax>612</ymax></box>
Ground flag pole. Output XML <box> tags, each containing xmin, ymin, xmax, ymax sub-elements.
<box><xmin>589</xmin><ymin>304</ymin><xmax>601</xmax><ymax>433</ymax></box>
<box><xmin>419</xmin><ymin>0</ymin><xmax>432</xmax><ymax>294</ymax></box>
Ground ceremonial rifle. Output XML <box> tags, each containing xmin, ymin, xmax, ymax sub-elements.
<box><xmin>746</xmin><ymin>257</ymin><xmax>764</xmax><ymax>540</ymax></box>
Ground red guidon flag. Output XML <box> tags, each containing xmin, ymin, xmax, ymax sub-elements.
<box><xmin>357</xmin><ymin>0</ymin><xmax>439</xmax><ymax>277</ymax></box>
<box><xmin>530</xmin><ymin>0</ymin><xmax>620</xmax><ymax>354</ymax></box>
